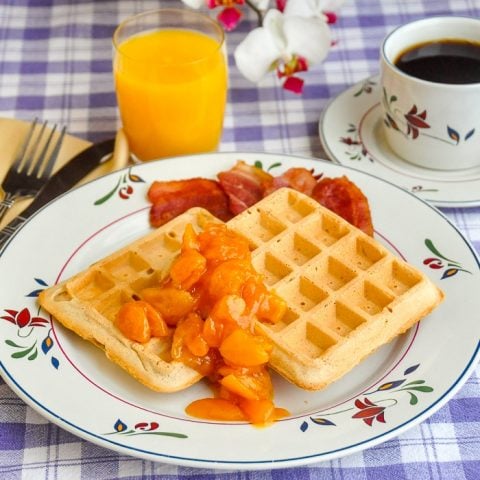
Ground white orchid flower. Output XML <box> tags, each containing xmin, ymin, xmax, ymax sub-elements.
<box><xmin>181</xmin><ymin>0</ymin><xmax>270</xmax><ymax>8</ymax></box>
<box><xmin>234</xmin><ymin>9</ymin><xmax>331</xmax><ymax>91</ymax></box>
<box><xmin>283</xmin><ymin>0</ymin><xmax>346</xmax><ymax>18</ymax></box>
<box><xmin>181</xmin><ymin>0</ymin><xmax>204</xmax><ymax>8</ymax></box>
<box><xmin>250</xmin><ymin>0</ymin><xmax>271</xmax><ymax>9</ymax></box>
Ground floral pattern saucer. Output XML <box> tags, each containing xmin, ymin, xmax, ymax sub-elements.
<box><xmin>0</xmin><ymin>153</ymin><xmax>479</xmax><ymax>469</ymax></box>
<box><xmin>319</xmin><ymin>76</ymin><xmax>480</xmax><ymax>208</ymax></box>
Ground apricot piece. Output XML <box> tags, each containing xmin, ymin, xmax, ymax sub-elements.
<box><xmin>184</xmin><ymin>313</ymin><xmax>210</xmax><ymax>357</ymax></box>
<box><xmin>231</xmin><ymin>367</ymin><xmax>274</xmax><ymax>400</ymax></box>
<box><xmin>273</xmin><ymin>407</ymin><xmax>290</xmax><ymax>420</ymax></box>
<box><xmin>198</xmin><ymin>223</ymin><xmax>251</xmax><ymax>264</ymax></box>
<box><xmin>242</xmin><ymin>279</ymin><xmax>286</xmax><ymax>324</ymax></box>
<box><xmin>186</xmin><ymin>398</ymin><xmax>246</xmax><ymax>421</ymax></box>
<box><xmin>141</xmin><ymin>286</ymin><xmax>195</xmax><ymax>325</ymax></box>
<box><xmin>142</xmin><ymin>301</ymin><xmax>169</xmax><ymax>337</ymax></box>
<box><xmin>210</xmin><ymin>294</ymin><xmax>250</xmax><ymax>334</ymax></box>
<box><xmin>115</xmin><ymin>301</ymin><xmax>151</xmax><ymax>343</ymax></box>
<box><xmin>219</xmin><ymin>329</ymin><xmax>270</xmax><ymax>367</ymax></box>
<box><xmin>207</xmin><ymin>260</ymin><xmax>258</xmax><ymax>300</ymax></box>
<box><xmin>239</xmin><ymin>399</ymin><xmax>276</xmax><ymax>425</ymax></box>
<box><xmin>217</xmin><ymin>364</ymin><xmax>264</xmax><ymax>377</ymax></box>
<box><xmin>170</xmin><ymin>248</ymin><xmax>207</xmax><ymax>290</ymax></box>
<box><xmin>241</xmin><ymin>277</ymin><xmax>267</xmax><ymax>311</ymax></box>
<box><xmin>258</xmin><ymin>292</ymin><xmax>287</xmax><ymax>324</ymax></box>
<box><xmin>220</xmin><ymin>374</ymin><xmax>259</xmax><ymax>400</ymax></box>
<box><xmin>202</xmin><ymin>315</ymin><xmax>223</xmax><ymax>348</ymax></box>
<box><xmin>181</xmin><ymin>223</ymin><xmax>199</xmax><ymax>251</ymax></box>
<box><xmin>172</xmin><ymin>313</ymin><xmax>209</xmax><ymax>358</ymax></box>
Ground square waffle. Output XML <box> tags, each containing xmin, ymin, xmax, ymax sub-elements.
<box><xmin>39</xmin><ymin>207</ymin><xmax>220</xmax><ymax>392</ymax></box>
<box><xmin>227</xmin><ymin>188</ymin><xmax>444</xmax><ymax>390</ymax></box>
<box><xmin>39</xmin><ymin>188</ymin><xmax>443</xmax><ymax>392</ymax></box>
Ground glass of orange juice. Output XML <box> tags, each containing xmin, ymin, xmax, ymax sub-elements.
<box><xmin>113</xmin><ymin>8</ymin><xmax>228</xmax><ymax>161</ymax></box>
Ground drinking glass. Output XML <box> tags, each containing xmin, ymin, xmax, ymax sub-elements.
<box><xmin>113</xmin><ymin>8</ymin><xmax>228</xmax><ymax>161</ymax></box>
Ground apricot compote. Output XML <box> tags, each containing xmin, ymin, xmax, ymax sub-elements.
<box><xmin>115</xmin><ymin>223</ymin><xmax>289</xmax><ymax>426</ymax></box>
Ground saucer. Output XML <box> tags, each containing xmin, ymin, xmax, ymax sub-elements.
<box><xmin>319</xmin><ymin>75</ymin><xmax>480</xmax><ymax>208</ymax></box>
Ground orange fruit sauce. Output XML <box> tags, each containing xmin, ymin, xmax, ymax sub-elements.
<box><xmin>116</xmin><ymin>223</ymin><xmax>290</xmax><ymax>426</ymax></box>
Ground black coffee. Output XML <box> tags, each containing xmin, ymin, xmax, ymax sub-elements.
<box><xmin>394</xmin><ymin>39</ymin><xmax>480</xmax><ymax>84</ymax></box>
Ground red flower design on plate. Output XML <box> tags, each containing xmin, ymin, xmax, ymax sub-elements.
<box><xmin>1</xmin><ymin>308</ymin><xmax>49</xmax><ymax>329</ymax></box>
<box><xmin>352</xmin><ymin>398</ymin><xmax>386</xmax><ymax>426</ymax></box>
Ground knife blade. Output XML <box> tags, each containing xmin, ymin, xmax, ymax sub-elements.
<box><xmin>0</xmin><ymin>137</ymin><xmax>116</xmax><ymax>250</ymax></box>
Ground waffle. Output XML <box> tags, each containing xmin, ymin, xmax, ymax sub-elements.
<box><xmin>38</xmin><ymin>208</ymin><xmax>220</xmax><ymax>392</ymax></box>
<box><xmin>39</xmin><ymin>188</ymin><xmax>444</xmax><ymax>393</ymax></box>
<box><xmin>227</xmin><ymin>188</ymin><xmax>444</xmax><ymax>390</ymax></box>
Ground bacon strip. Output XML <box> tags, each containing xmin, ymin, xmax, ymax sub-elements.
<box><xmin>148</xmin><ymin>178</ymin><xmax>232</xmax><ymax>228</ymax></box>
<box><xmin>311</xmin><ymin>176</ymin><xmax>374</xmax><ymax>236</ymax></box>
<box><xmin>217</xmin><ymin>160</ymin><xmax>273</xmax><ymax>214</ymax></box>
<box><xmin>263</xmin><ymin>167</ymin><xmax>319</xmax><ymax>196</ymax></box>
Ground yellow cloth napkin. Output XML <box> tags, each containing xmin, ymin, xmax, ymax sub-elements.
<box><xmin>0</xmin><ymin>118</ymin><xmax>129</xmax><ymax>229</ymax></box>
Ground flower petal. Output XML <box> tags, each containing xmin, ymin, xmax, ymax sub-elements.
<box><xmin>262</xmin><ymin>9</ymin><xmax>288</xmax><ymax>54</ymax></box>
<box><xmin>181</xmin><ymin>0</ymin><xmax>205</xmax><ymax>8</ymax></box>
<box><xmin>284</xmin><ymin>0</ymin><xmax>345</xmax><ymax>18</ymax></box>
<box><xmin>218</xmin><ymin>7</ymin><xmax>243</xmax><ymax>31</ymax></box>
<box><xmin>283</xmin><ymin>75</ymin><xmax>304</xmax><ymax>94</ymax></box>
<box><xmin>250</xmin><ymin>0</ymin><xmax>270</xmax><ymax>9</ymax></box>
<box><xmin>234</xmin><ymin>24</ymin><xmax>281</xmax><ymax>82</ymax></box>
<box><xmin>283</xmin><ymin>16</ymin><xmax>331</xmax><ymax>64</ymax></box>
<box><xmin>17</xmin><ymin>308</ymin><xmax>31</xmax><ymax>328</ymax></box>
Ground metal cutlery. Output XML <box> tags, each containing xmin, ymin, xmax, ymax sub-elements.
<box><xmin>0</xmin><ymin>118</ymin><xmax>66</xmax><ymax>224</ymax></box>
<box><xmin>0</xmin><ymin>137</ymin><xmax>118</xmax><ymax>251</ymax></box>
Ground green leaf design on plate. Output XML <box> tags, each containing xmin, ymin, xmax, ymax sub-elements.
<box><xmin>94</xmin><ymin>177</ymin><xmax>122</xmax><ymax>206</ymax></box>
<box><xmin>5</xmin><ymin>339</ymin><xmax>25</xmax><ymax>348</ymax></box>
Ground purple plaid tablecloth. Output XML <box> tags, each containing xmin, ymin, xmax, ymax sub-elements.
<box><xmin>0</xmin><ymin>0</ymin><xmax>479</xmax><ymax>478</ymax></box>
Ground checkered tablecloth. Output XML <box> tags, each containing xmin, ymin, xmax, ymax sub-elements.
<box><xmin>0</xmin><ymin>0</ymin><xmax>479</xmax><ymax>478</ymax></box>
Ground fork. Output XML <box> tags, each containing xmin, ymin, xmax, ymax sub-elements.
<box><xmin>0</xmin><ymin>119</ymin><xmax>66</xmax><ymax>224</ymax></box>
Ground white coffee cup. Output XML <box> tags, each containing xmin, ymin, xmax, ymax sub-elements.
<box><xmin>380</xmin><ymin>16</ymin><xmax>480</xmax><ymax>171</ymax></box>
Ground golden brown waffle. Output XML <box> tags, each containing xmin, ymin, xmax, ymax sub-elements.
<box><xmin>39</xmin><ymin>188</ymin><xmax>443</xmax><ymax>393</ymax></box>
<box><xmin>38</xmin><ymin>207</ymin><xmax>220</xmax><ymax>392</ymax></box>
<box><xmin>228</xmin><ymin>188</ymin><xmax>444</xmax><ymax>390</ymax></box>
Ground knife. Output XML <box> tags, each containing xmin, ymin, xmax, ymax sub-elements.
<box><xmin>0</xmin><ymin>137</ymin><xmax>116</xmax><ymax>250</ymax></box>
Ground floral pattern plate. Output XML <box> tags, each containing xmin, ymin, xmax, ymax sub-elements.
<box><xmin>0</xmin><ymin>152</ymin><xmax>479</xmax><ymax>470</ymax></box>
<box><xmin>319</xmin><ymin>75</ymin><xmax>480</xmax><ymax>208</ymax></box>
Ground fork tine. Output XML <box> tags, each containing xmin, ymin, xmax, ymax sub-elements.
<box><xmin>40</xmin><ymin>125</ymin><xmax>66</xmax><ymax>179</ymax></box>
<box><xmin>30</xmin><ymin>123</ymin><xmax>57</xmax><ymax>177</ymax></box>
<box><xmin>11</xmin><ymin>118</ymin><xmax>38</xmax><ymax>170</ymax></box>
<box><xmin>25</xmin><ymin>120</ymin><xmax>48</xmax><ymax>175</ymax></box>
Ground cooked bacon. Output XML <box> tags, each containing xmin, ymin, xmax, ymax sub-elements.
<box><xmin>311</xmin><ymin>176</ymin><xmax>374</xmax><ymax>236</ymax></box>
<box><xmin>217</xmin><ymin>160</ymin><xmax>273</xmax><ymax>215</ymax></box>
<box><xmin>148</xmin><ymin>178</ymin><xmax>232</xmax><ymax>227</ymax></box>
<box><xmin>263</xmin><ymin>167</ymin><xmax>319</xmax><ymax>196</ymax></box>
<box><xmin>148</xmin><ymin>163</ymin><xmax>375</xmax><ymax>235</ymax></box>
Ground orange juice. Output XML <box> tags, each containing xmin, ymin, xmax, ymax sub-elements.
<box><xmin>114</xmin><ymin>28</ymin><xmax>227</xmax><ymax>161</ymax></box>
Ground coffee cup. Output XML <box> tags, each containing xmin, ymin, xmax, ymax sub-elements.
<box><xmin>380</xmin><ymin>16</ymin><xmax>480</xmax><ymax>171</ymax></box>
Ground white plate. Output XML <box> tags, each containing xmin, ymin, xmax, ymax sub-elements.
<box><xmin>0</xmin><ymin>152</ymin><xmax>479</xmax><ymax>470</ymax></box>
<box><xmin>319</xmin><ymin>75</ymin><xmax>480</xmax><ymax>208</ymax></box>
